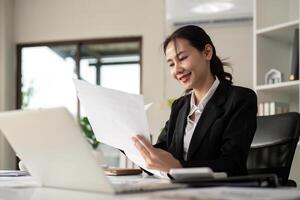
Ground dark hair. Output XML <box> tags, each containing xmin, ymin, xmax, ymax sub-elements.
<box><xmin>163</xmin><ymin>25</ymin><xmax>232</xmax><ymax>85</ymax></box>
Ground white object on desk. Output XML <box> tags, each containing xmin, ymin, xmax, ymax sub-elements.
<box><xmin>0</xmin><ymin>170</ymin><xmax>29</xmax><ymax>177</ymax></box>
<box><xmin>169</xmin><ymin>167</ymin><xmax>227</xmax><ymax>180</ymax></box>
<box><xmin>18</xmin><ymin>160</ymin><xmax>28</xmax><ymax>172</ymax></box>
<box><xmin>0</xmin><ymin>176</ymin><xmax>40</xmax><ymax>187</ymax></box>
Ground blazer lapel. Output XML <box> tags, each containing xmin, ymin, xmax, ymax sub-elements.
<box><xmin>173</xmin><ymin>94</ymin><xmax>190</xmax><ymax>160</ymax></box>
<box><xmin>186</xmin><ymin>81</ymin><xmax>229</xmax><ymax>160</ymax></box>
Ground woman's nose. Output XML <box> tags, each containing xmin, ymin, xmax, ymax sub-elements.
<box><xmin>173</xmin><ymin>62</ymin><xmax>184</xmax><ymax>74</ymax></box>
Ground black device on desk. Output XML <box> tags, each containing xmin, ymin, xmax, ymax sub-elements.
<box><xmin>171</xmin><ymin>174</ymin><xmax>279</xmax><ymax>188</ymax></box>
<box><xmin>104</xmin><ymin>168</ymin><xmax>142</xmax><ymax>176</ymax></box>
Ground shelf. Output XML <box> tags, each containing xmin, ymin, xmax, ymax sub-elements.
<box><xmin>254</xmin><ymin>0</ymin><xmax>300</xmax><ymax>184</ymax></box>
<box><xmin>256</xmin><ymin>20</ymin><xmax>299</xmax><ymax>43</ymax></box>
<box><xmin>256</xmin><ymin>80</ymin><xmax>300</xmax><ymax>93</ymax></box>
<box><xmin>254</xmin><ymin>0</ymin><xmax>300</xmax><ymax>115</ymax></box>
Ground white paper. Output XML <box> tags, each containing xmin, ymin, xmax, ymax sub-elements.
<box><xmin>0</xmin><ymin>170</ymin><xmax>30</xmax><ymax>177</ymax></box>
<box><xmin>144</xmin><ymin>103</ymin><xmax>153</xmax><ymax>111</ymax></box>
<box><xmin>74</xmin><ymin>79</ymin><xmax>166</xmax><ymax>178</ymax></box>
<box><xmin>0</xmin><ymin>176</ymin><xmax>40</xmax><ymax>187</ymax></box>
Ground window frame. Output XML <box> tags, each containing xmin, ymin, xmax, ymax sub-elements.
<box><xmin>16</xmin><ymin>36</ymin><xmax>143</xmax><ymax>113</ymax></box>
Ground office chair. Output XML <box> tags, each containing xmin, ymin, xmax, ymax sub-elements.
<box><xmin>247</xmin><ymin>112</ymin><xmax>300</xmax><ymax>186</ymax></box>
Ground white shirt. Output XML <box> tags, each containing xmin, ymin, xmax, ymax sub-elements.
<box><xmin>183</xmin><ymin>77</ymin><xmax>220</xmax><ymax>160</ymax></box>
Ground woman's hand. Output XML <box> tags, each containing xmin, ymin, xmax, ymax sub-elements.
<box><xmin>132</xmin><ymin>135</ymin><xmax>182</xmax><ymax>172</ymax></box>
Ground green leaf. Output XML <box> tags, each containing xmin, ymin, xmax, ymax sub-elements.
<box><xmin>80</xmin><ymin>117</ymin><xmax>99</xmax><ymax>149</ymax></box>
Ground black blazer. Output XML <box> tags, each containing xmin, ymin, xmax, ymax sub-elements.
<box><xmin>154</xmin><ymin>80</ymin><xmax>257</xmax><ymax>176</ymax></box>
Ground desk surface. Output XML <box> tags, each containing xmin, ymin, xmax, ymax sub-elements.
<box><xmin>1</xmin><ymin>175</ymin><xmax>300</xmax><ymax>200</ymax></box>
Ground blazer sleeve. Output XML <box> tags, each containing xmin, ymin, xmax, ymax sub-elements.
<box><xmin>179</xmin><ymin>90</ymin><xmax>257</xmax><ymax>176</ymax></box>
<box><xmin>153</xmin><ymin>98</ymin><xmax>180</xmax><ymax>150</ymax></box>
<box><xmin>153</xmin><ymin>121</ymin><xmax>169</xmax><ymax>150</ymax></box>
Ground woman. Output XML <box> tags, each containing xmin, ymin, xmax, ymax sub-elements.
<box><xmin>132</xmin><ymin>25</ymin><xmax>257</xmax><ymax>176</ymax></box>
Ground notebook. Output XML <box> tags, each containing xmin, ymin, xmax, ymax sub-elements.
<box><xmin>0</xmin><ymin>107</ymin><xmax>185</xmax><ymax>193</ymax></box>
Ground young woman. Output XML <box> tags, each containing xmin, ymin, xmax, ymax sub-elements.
<box><xmin>132</xmin><ymin>25</ymin><xmax>257</xmax><ymax>176</ymax></box>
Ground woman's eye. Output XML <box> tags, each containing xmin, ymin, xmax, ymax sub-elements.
<box><xmin>179</xmin><ymin>56</ymin><xmax>187</xmax><ymax>61</ymax></box>
<box><xmin>169</xmin><ymin>63</ymin><xmax>174</xmax><ymax>67</ymax></box>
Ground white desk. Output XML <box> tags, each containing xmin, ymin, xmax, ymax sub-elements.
<box><xmin>1</xmin><ymin>175</ymin><xmax>300</xmax><ymax>200</ymax></box>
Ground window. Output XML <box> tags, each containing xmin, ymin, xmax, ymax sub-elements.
<box><xmin>21</xmin><ymin>45</ymin><xmax>77</xmax><ymax>114</ymax></box>
<box><xmin>17</xmin><ymin>37</ymin><xmax>142</xmax><ymax>167</ymax></box>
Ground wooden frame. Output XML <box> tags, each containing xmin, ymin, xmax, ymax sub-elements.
<box><xmin>16</xmin><ymin>36</ymin><xmax>143</xmax><ymax>110</ymax></box>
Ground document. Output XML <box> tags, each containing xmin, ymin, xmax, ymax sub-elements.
<box><xmin>74</xmin><ymin>79</ymin><xmax>166</xmax><ymax>178</ymax></box>
<box><xmin>0</xmin><ymin>170</ymin><xmax>30</xmax><ymax>177</ymax></box>
<box><xmin>0</xmin><ymin>176</ymin><xmax>40</xmax><ymax>187</ymax></box>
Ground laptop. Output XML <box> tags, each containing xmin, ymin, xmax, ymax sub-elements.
<box><xmin>0</xmin><ymin>107</ymin><xmax>184</xmax><ymax>193</ymax></box>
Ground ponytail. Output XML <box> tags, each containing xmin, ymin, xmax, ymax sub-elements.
<box><xmin>210</xmin><ymin>53</ymin><xmax>232</xmax><ymax>85</ymax></box>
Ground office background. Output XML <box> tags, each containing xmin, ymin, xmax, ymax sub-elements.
<box><xmin>0</xmin><ymin>0</ymin><xmax>255</xmax><ymax>172</ymax></box>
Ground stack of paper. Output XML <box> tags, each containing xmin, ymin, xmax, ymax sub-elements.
<box><xmin>0</xmin><ymin>170</ymin><xmax>30</xmax><ymax>177</ymax></box>
<box><xmin>74</xmin><ymin>79</ymin><xmax>166</xmax><ymax>178</ymax></box>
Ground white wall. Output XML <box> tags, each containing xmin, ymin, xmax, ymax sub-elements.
<box><xmin>205</xmin><ymin>23</ymin><xmax>253</xmax><ymax>89</ymax></box>
<box><xmin>0</xmin><ymin>0</ymin><xmax>16</xmax><ymax>169</ymax></box>
<box><xmin>14</xmin><ymin>0</ymin><xmax>167</xmax><ymax>140</ymax></box>
<box><xmin>165</xmin><ymin>22</ymin><xmax>253</xmax><ymax>99</ymax></box>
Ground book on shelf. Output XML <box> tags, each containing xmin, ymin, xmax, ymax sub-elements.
<box><xmin>289</xmin><ymin>28</ymin><xmax>299</xmax><ymax>81</ymax></box>
<box><xmin>263</xmin><ymin>102</ymin><xmax>269</xmax><ymax>116</ymax></box>
<box><xmin>258</xmin><ymin>102</ymin><xmax>289</xmax><ymax>116</ymax></box>
<box><xmin>258</xmin><ymin>103</ymin><xmax>264</xmax><ymax>116</ymax></box>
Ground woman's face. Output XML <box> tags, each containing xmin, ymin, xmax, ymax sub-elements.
<box><xmin>165</xmin><ymin>38</ymin><xmax>213</xmax><ymax>90</ymax></box>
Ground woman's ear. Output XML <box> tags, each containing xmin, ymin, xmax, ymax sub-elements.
<box><xmin>203</xmin><ymin>44</ymin><xmax>213</xmax><ymax>61</ymax></box>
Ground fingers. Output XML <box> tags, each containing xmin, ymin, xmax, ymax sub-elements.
<box><xmin>132</xmin><ymin>135</ymin><xmax>182</xmax><ymax>172</ymax></box>
<box><xmin>135</xmin><ymin>135</ymin><xmax>154</xmax><ymax>152</ymax></box>
<box><xmin>132</xmin><ymin>136</ymin><xmax>159</xmax><ymax>170</ymax></box>
<box><xmin>132</xmin><ymin>137</ymin><xmax>151</xmax><ymax>158</ymax></box>
<box><xmin>133</xmin><ymin>135</ymin><xmax>173</xmax><ymax>171</ymax></box>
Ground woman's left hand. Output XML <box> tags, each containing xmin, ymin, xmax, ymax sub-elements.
<box><xmin>132</xmin><ymin>135</ymin><xmax>182</xmax><ymax>172</ymax></box>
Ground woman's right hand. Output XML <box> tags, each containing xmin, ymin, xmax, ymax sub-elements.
<box><xmin>132</xmin><ymin>135</ymin><xmax>182</xmax><ymax>172</ymax></box>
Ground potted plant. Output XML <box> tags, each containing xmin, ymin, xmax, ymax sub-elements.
<box><xmin>79</xmin><ymin>117</ymin><xmax>99</xmax><ymax>149</ymax></box>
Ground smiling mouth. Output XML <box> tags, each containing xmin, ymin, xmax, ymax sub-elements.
<box><xmin>179</xmin><ymin>72</ymin><xmax>191</xmax><ymax>82</ymax></box>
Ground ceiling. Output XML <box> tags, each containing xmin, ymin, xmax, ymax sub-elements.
<box><xmin>166</xmin><ymin>0</ymin><xmax>253</xmax><ymax>24</ymax></box>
